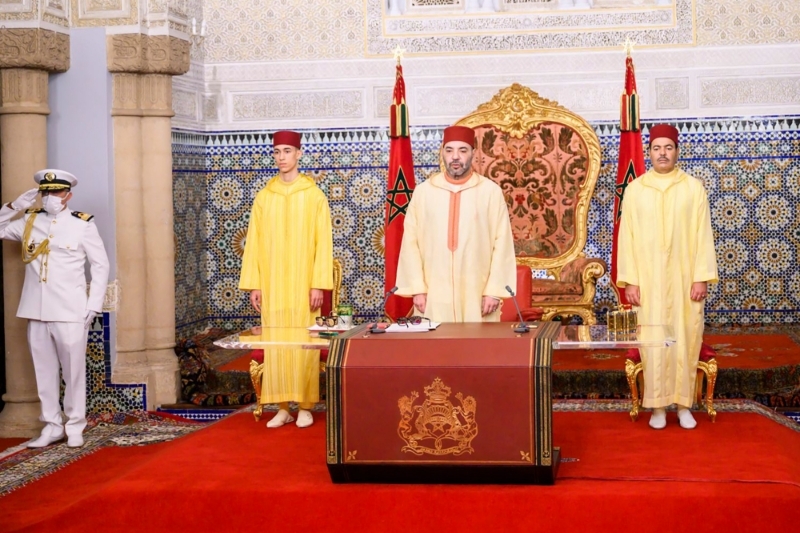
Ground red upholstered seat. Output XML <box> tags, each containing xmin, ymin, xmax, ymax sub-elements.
<box><xmin>625</xmin><ymin>343</ymin><xmax>717</xmax><ymax>363</ymax></box>
<box><xmin>501</xmin><ymin>265</ymin><xmax>545</xmax><ymax>323</ymax></box>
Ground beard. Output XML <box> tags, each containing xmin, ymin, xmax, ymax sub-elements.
<box><xmin>445</xmin><ymin>155</ymin><xmax>473</xmax><ymax>179</ymax></box>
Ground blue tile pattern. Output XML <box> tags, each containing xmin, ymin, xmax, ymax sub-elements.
<box><xmin>172</xmin><ymin>116</ymin><xmax>800</xmax><ymax>333</ymax></box>
<box><xmin>85</xmin><ymin>313</ymin><xmax>146</xmax><ymax>414</ymax></box>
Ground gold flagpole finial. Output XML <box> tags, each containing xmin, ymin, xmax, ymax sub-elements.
<box><xmin>392</xmin><ymin>46</ymin><xmax>406</xmax><ymax>65</ymax></box>
<box><xmin>622</xmin><ymin>37</ymin><xmax>635</xmax><ymax>57</ymax></box>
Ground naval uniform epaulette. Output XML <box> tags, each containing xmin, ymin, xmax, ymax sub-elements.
<box><xmin>25</xmin><ymin>208</ymin><xmax>45</xmax><ymax>214</ymax></box>
<box><xmin>71</xmin><ymin>211</ymin><xmax>94</xmax><ymax>222</ymax></box>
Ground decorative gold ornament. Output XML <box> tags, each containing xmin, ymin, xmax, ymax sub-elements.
<box><xmin>21</xmin><ymin>214</ymin><xmax>50</xmax><ymax>283</ymax></box>
<box><xmin>392</xmin><ymin>46</ymin><xmax>406</xmax><ymax>64</ymax></box>
<box><xmin>622</xmin><ymin>37</ymin><xmax>636</xmax><ymax>57</ymax></box>
<box><xmin>398</xmin><ymin>378</ymin><xmax>478</xmax><ymax>456</ymax></box>
<box><xmin>44</xmin><ymin>172</ymin><xmax>56</xmax><ymax>182</ymax></box>
<box><xmin>347</xmin><ymin>450</ymin><xmax>357</xmax><ymax>461</ymax></box>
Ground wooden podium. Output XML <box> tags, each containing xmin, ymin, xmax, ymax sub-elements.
<box><xmin>325</xmin><ymin>322</ymin><xmax>562</xmax><ymax>485</ymax></box>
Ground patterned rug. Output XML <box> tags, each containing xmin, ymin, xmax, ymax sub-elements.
<box><xmin>0</xmin><ymin>411</ymin><xmax>205</xmax><ymax>497</ymax></box>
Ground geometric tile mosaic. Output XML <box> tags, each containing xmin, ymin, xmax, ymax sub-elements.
<box><xmin>86</xmin><ymin>313</ymin><xmax>146</xmax><ymax>414</ymax></box>
<box><xmin>173</xmin><ymin>115</ymin><xmax>800</xmax><ymax>336</ymax></box>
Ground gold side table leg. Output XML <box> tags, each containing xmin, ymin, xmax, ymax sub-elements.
<box><xmin>625</xmin><ymin>359</ymin><xmax>641</xmax><ymax>421</ymax></box>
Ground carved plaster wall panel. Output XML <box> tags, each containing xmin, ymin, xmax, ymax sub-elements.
<box><xmin>0</xmin><ymin>28</ymin><xmax>70</xmax><ymax>71</ymax></box>
<box><xmin>415</xmin><ymin>86</ymin><xmax>503</xmax><ymax>118</ymax></box>
<box><xmin>173</xmin><ymin>42</ymin><xmax>800</xmax><ymax>130</ymax></box>
<box><xmin>231</xmin><ymin>90</ymin><xmax>364</xmax><ymax>122</ymax></box>
<box><xmin>69</xmin><ymin>0</ymin><xmax>138</xmax><ymax>27</ymax></box>
<box><xmin>656</xmin><ymin>77</ymin><xmax>690</xmax><ymax>109</ymax></box>
<box><xmin>202</xmin><ymin>0</ymin><xmax>364</xmax><ymax>63</ymax></box>
<box><xmin>369</xmin><ymin>0</ymin><xmax>693</xmax><ymax>55</ymax></box>
<box><xmin>202</xmin><ymin>93</ymin><xmax>220</xmax><ymax>122</ymax></box>
<box><xmin>173</xmin><ymin>88</ymin><xmax>198</xmax><ymax>120</ymax></box>
<box><xmin>0</xmin><ymin>0</ymin><xmax>33</xmax><ymax>14</ymax></box>
<box><xmin>697</xmin><ymin>0</ymin><xmax>800</xmax><ymax>46</ymax></box>
<box><xmin>44</xmin><ymin>0</ymin><xmax>69</xmax><ymax>24</ymax></box>
<box><xmin>701</xmin><ymin>77</ymin><xmax>800</xmax><ymax>108</ymax></box>
<box><xmin>78</xmin><ymin>0</ymin><xmax>130</xmax><ymax>19</ymax></box>
<box><xmin>373</xmin><ymin>86</ymin><xmax>393</xmax><ymax>118</ymax></box>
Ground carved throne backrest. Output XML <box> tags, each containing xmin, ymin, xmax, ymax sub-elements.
<box><xmin>454</xmin><ymin>84</ymin><xmax>602</xmax><ymax>271</ymax></box>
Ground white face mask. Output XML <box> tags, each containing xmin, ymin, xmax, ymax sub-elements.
<box><xmin>43</xmin><ymin>194</ymin><xmax>66</xmax><ymax>215</ymax></box>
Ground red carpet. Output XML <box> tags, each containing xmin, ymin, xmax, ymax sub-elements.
<box><xmin>1</xmin><ymin>409</ymin><xmax>798</xmax><ymax>532</ymax></box>
<box><xmin>0</xmin><ymin>439</ymin><xmax>26</xmax><ymax>454</ymax></box>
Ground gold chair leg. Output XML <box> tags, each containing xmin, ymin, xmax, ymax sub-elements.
<box><xmin>249</xmin><ymin>359</ymin><xmax>265</xmax><ymax>422</ymax></box>
<box><xmin>700</xmin><ymin>359</ymin><xmax>718</xmax><ymax>422</ymax></box>
<box><xmin>625</xmin><ymin>359</ymin><xmax>641</xmax><ymax>421</ymax></box>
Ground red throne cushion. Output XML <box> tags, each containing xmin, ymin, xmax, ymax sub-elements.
<box><xmin>248</xmin><ymin>288</ymin><xmax>333</xmax><ymax>364</ymax></box>
<box><xmin>501</xmin><ymin>265</ymin><xmax>544</xmax><ymax>322</ymax></box>
<box><xmin>626</xmin><ymin>343</ymin><xmax>716</xmax><ymax>363</ymax></box>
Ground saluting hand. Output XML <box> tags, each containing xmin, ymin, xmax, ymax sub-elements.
<box><xmin>10</xmin><ymin>188</ymin><xmax>40</xmax><ymax>211</ymax></box>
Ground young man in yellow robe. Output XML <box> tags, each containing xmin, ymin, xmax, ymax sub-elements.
<box><xmin>239</xmin><ymin>130</ymin><xmax>333</xmax><ymax>429</ymax></box>
<box><xmin>396</xmin><ymin>125</ymin><xmax>517</xmax><ymax>322</ymax></box>
<box><xmin>617</xmin><ymin>124</ymin><xmax>718</xmax><ymax>430</ymax></box>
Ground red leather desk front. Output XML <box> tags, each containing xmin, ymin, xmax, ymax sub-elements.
<box><xmin>325</xmin><ymin>322</ymin><xmax>561</xmax><ymax>484</ymax></box>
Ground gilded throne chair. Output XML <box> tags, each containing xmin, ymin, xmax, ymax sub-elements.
<box><xmin>455</xmin><ymin>84</ymin><xmax>607</xmax><ymax>324</ymax></box>
<box><xmin>249</xmin><ymin>258</ymin><xmax>343</xmax><ymax>421</ymax></box>
<box><xmin>625</xmin><ymin>344</ymin><xmax>718</xmax><ymax>422</ymax></box>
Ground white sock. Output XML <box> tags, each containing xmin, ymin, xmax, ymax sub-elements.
<box><xmin>649</xmin><ymin>408</ymin><xmax>667</xmax><ymax>429</ymax></box>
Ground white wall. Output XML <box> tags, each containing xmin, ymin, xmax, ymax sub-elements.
<box><xmin>47</xmin><ymin>27</ymin><xmax>117</xmax><ymax>359</ymax></box>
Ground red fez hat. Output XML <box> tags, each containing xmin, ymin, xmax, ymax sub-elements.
<box><xmin>442</xmin><ymin>125</ymin><xmax>476</xmax><ymax>147</ymax></box>
<box><xmin>273</xmin><ymin>130</ymin><xmax>302</xmax><ymax>149</ymax></box>
<box><xmin>649</xmin><ymin>124</ymin><xmax>679</xmax><ymax>146</ymax></box>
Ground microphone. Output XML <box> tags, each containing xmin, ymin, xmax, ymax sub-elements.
<box><xmin>370</xmin><ymin>286</ymin><xmax>398</xmax><ymax>334</ymax></box>
<box><xmin>505</xmin><ymin>285</ymin><xmax>530</xmax><ymax>334</ymax></box>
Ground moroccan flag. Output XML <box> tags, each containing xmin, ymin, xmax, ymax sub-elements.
<box><xmin>611</xmin><ymin>54</ymin><xmax>646</xmax><ymax>305</ymax></box>
<box><xmin>384</xmin><ymin>61</ymin><xmax>416</xmax><ymax>320</ymax></box>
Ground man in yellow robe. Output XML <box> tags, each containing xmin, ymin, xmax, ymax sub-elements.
<box><xmin>239</xmin><ymin>130</ymin><xmax>333</xmax><ymax>429</ymax></box>
<box><xmin>396</xmin><ymin>125</ymin><xmax>517</xmax><ymax>322</ymax></box>
<box><xmin>617</xmin><ymin>124</ymin><xmax>718</xmax><ymax>430</ymax></box>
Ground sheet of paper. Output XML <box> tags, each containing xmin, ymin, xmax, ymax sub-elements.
<box><xmin>384</xmin><ymin>322</ymin><xmax>440</xmax><ymax>333</ymax></box>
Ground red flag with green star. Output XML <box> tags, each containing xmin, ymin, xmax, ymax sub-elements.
<box><xmin>384</xmin><ymin>60</ymin><xmax>416</xmax><ymax>320</ymax></box>
<box><xmin>611</xmin><ymin>54</ymin><xmax>646</xmax><ymax>305</ymax></box>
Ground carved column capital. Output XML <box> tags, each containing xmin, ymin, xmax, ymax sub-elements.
<box><xmin>0</xmin><ymin>68</ymin><xmax>49</xmax><ymax>116</ymax></box>
<box><xmin>140</xmin><ymin>74</ymin><xmax>174</xmax><ymax>118</ymax></box>
<box><xmin>111</xmin><ymin>73</ymin><xmax>142</xmax><ymax>117</ymax></box>
<box><xmin>0</xmin><ymin>28</ymin><xmax>70</xmax><ymax>72</ymax></box>
<box><xmin>107</xmin><ymin>34</ymin><xmax>190</xmax><ymax>76</ymax></box>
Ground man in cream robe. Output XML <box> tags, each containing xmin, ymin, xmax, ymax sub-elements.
<box><xmin>396</xmin><ymin>125</ymin><xmax>516</xmax><ymax>322</ymax></box>
<box><xmin>617</xmin><ymin>124</ymin><xmax>718</xmax><ymax>430</ymax></box>
<box><xmin>239</xmin><ymin>130</ymin><xmax>333</xmax><ymax>429</ymax></box>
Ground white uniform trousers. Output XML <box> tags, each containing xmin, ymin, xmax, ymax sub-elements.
<box><xmin>28</xmin><ymin>320</ymin><xmax>89</xmax><ymax>437</ymax></box>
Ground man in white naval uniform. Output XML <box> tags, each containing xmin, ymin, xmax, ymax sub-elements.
<box><xmin>0</xmin><ymin>169</ymin><xmax>109</xmax><ymax>448</ymax></box>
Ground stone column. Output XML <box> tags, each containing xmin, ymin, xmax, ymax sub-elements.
<box><xmin>110</xmin><ymin>73</ymin><xmax>149</xmax><ymax>385</ymax></box>
<box><xmin>107</xmin><ymin>35</ymin><xmax>189</xmax><ymax>408</ymax></box>
<box><xmin>141</xmin><ymin>73</ymin><xmax>180</xmax><ymax>404</ymax></box>
<box><xmin>0</xmin><ymin>29</ymin><xmax>69</xmax><ymax>437</ymax></box>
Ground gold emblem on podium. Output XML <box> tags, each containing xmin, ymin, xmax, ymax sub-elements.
<box><xmin>398</xmin><ymin>378</ymin><xmax>478</xmax><ymax>456</ymax></box>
